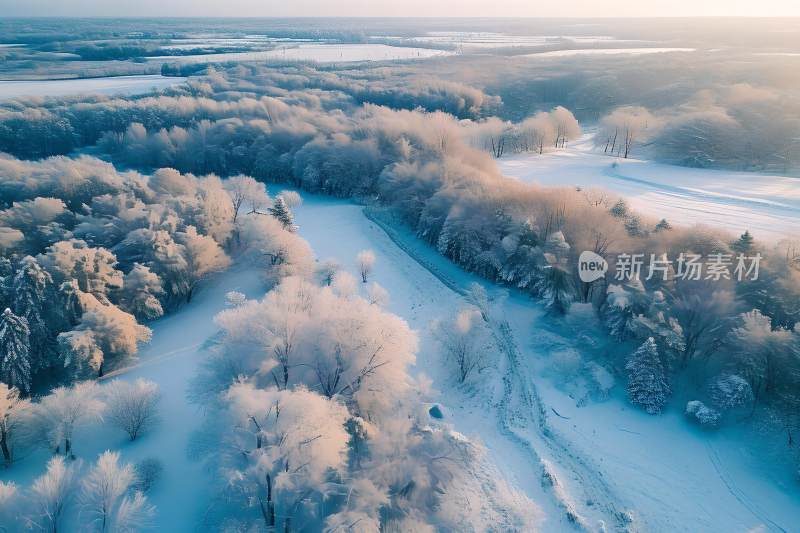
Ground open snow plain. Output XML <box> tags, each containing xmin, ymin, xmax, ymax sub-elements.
<box><xmin>499</xmin><ymin>134</ymin><xmax>800</xmax><ymax>242</ymax></box>
<box><xmin>0</xmin><ymin>75</ymin><xmax>184</xmax><ymax>101</ymax></box>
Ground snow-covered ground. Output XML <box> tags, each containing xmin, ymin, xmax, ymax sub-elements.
<box><xmin>0</xmin><ymin>75</ymin><xmax>185</xmax><ymax>101</ymax></box>
<box><xmin>499</xmin><ymin>134</ymin><xmax>800</xmax><ymax>242</ymax></box>
<box><xmin>293</xmin><ymin>193</ymin><xmax>800</xmax><ymax>532</ymax></box>
<box><xmin>147</xmin><ymin>44</ymin><xmax>451</xmax><ymax>64</ymax></box>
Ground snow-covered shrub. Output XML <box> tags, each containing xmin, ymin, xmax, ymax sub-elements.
<box><xmin>709</xmin><ymin>374</ymin><xmax>754</xmax><ymax>411</ymax></box>
<box><xmin>585</xmin><ymin>361</ymin><xmax>615</xmax><ymax>401</ymax></box>
<box><xmin>550</xmin><ymin>348</ymin><xmax>583</xmax><ymax>377</ymax></box>
<box><xmin>685</xmin><ymin>401</ymin><xmax>721</xmax><ymax>427</ymax></box>
<box><xmin>224</xmin><ymin>290</ymin><xmax>247</xmax><ymax>308</ymax></box>
<box><xmin>133</xmin><ymin>458</ymin><xmax>164</xmax><ymax>493</ymax></box>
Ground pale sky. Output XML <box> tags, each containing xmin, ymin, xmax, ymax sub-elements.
<box><xmin>2</xmin><ymin>0</ymin><xmax>799</xmax><ymax>17</ymax></box>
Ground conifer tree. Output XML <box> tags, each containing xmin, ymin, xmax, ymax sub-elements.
<box><xmin>11</xmin><ymin>257</ymin><xmax>53</xmax><ymax>371</ymax></box>
<box><xmin>268</xmin><ymin>196</ymin><xmax>296</xmax><ymax>231</ymax></box>
<box><xmin>626</xmin><ymin>337</ymin><xmax>670</xmax><ymax>414</ymax></box>
<box><xmin>0</xmin><ymin>309</ymin><xmax>31</xmax><ymax>394</ymax></box>
<box><xmin>732</xmin><ymin>230</ymin><xmax>755</xmax><ymax>253</ymax></box>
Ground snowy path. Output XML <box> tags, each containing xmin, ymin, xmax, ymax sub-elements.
<box><xmin>499</xmin><ymin>134</ymin><xmax>800</xmax><ymax>242</ymax></box>
<box><xmin>295</xmin><ymin>194</ymin><xmax>800</xmax><ymax>533</ymax></box>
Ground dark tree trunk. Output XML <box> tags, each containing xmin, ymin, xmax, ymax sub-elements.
<box><xmin>0</xmin><ymin>429</ymin><xmax>11</xmax><ymax>464</ymax></box>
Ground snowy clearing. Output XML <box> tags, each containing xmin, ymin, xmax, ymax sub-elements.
<box><xmin>499</xmin><ymin>134</ymin><xmax>800</xmax><ymax>242</ymax></box>
<box><xmin>0</xmin><ymin>75</ymin><xmax>185</xmax><ymax>101</ymax></box>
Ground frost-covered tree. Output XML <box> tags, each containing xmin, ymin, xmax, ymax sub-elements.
<box><xmin>119</xmin><ymin>264</ymin><xmax>164</xmax><ymax>321</ymax></box>
<box><xmin>80</xmin><ymin>450</ymin><xmax>154</xmax><ymax>533</ymax></box>
<box><xmin>598</xmin><ymin>106</ymin><xmax>655</xmax><ymax>158</ymax></box>
<box><xmin>0</xmin><ymin>382</ymin><xmax>30</xmax><ymax>465</ymax></box>
<box><xmin>435</xmin><ymin>308</ymin><xmax>489</xmax><ymax>383</ymax></box>
<box><xmin>238</xmin><ymin>215</ymin><xmax>314</xmax><ymax>283</ymax></box>
<box><xmin>367</xmin><ymin>282</ymin><xmax>389</xmax><ymax>307</ymax></box>
<box><xmin>626</xmin><ymin>337</ymin><xmax>671</xmax><ymax>414</ymax></box>
<box><xmin>114</xmin><ymin>228</ymin><xmax>190</xmax><ymax>305</ymax></box>
<box><xmin>60</xmin><ymin>294</ymin><xmax>151</xmax><ymax>377</ymax></box>
<box><xmin>277</xmin><ymin>190</ymin><xmax>302</xmax><ymax>208</ymax></box>
<box><xmin>727</xmin><ymin>310</ymin><xmax>792</xmax><ymax>401</ymax></box>
<box><xmin>29</xmin><ymin>455</ymin><xmax>76</xmax><ymax>533</ymax></box>
<box><xmin>176</xmin><ymin>225</ymin><xmax>231</xmax><ymax>303</ymax></box>
<box><xmin>33</xmin><ymin>381</ymin><xmax>105</xmax><ymax>457</ymax></box>
<box><xmin>105</xmin><ymin>379</ymin><xmax>160</xmax><ymax>441</ymax></box>
<box><xmin>225</xmin><ymin>384</ymin><xmax>350</xmax><ymax>532</ymax></box>
<box><xmin>193</xmin><ymin>175</ymin><xmax>235</xmax><ymax>245</ymax></box>
<box><xmin>225</xmin><ymin>175</ymin><xmax>270</xmax><ymax>223</ymax></box>
<box><xmin>38</xmin><ymin>240</ymin><xmax>123</xmax><ymax>304</ymax></box>
<box><xmin>210</xmin><ymin>277</ymin><xmax>417</xmax><ymax>417</ymax></box>
<box><xmin>0</xmin><ymin>309</ymin><xmax>31</xmax><ymax>394</ymax></box>
<box><xmin>0</xmin><ymin>480</ymin><xmax>19</xmax><ymax>529</ymax></box>
<box><xmin>356</xmin><ymin>250</ymin><xmax>376</xmax><ymax>283</ymax></box>
<box><xmin>268</xmin><ymin>196</ymin><xmax>295</xmax><ymax>231</ymax></box>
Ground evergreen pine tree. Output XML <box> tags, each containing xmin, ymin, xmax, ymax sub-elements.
<box><xmin>11</xmin><ymin>257</ymin><xmax>53</xmax><ymax>372</ymax></box>
<box><xmin>732</xmin><ymin>230</ymin><xmax>755</xmax><ymax>253</ymax></box>
<box><xmin>654</xmin><ymin>218</ymin><xmax>672</xmax><ymax>232</ymax></box>
<box><xmin>268</xmin><ymin>196</ymin><xmax>296</xmax><ymax>231</ymax></box>
<box><xmin>625</xmin><ymin>337</ymin><xmax>670</xmax><ymax>414</ymax></box>
<box><xmin>0</xmin><ymin>309</ymin><xmax>31</xmax><ymax>393</ymax></box>
<box><xmin>535</xmin><ymin>265</ymin><xmax>573</xmax><ymax>315</ymax></box>
<box><xmin>610</xmin><ymin>199</ymin><xmax>629</xmax><ymax>218</ymax></box>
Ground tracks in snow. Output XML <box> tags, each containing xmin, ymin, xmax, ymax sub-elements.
<box><xmin>364</xmin><ymin>208</ymin><xmax>633</xmax><ymax>532</ymax></box>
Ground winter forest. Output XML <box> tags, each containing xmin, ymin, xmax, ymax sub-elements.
<box><xmin>0</xmin><ymin>14</ymin><xmax>799</xmax><ymax>533</ymax></box>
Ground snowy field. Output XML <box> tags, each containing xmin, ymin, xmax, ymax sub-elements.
<box><xmin>522</xmin><ymin>47</ymin><xmax>696</xmax><ymax>58</ymax></box>
<box><xmin>292</xmin><ymin>194</ymin><xmax>800</xmax><ymax>532</ymax></box>
<box><xmin>499</xmin><ymin>134</ymin><xmax>800</xmax><ymax>242</ymax></box>
<box><xmin>0</xmin><ymin>75</ymin><xmax>184</xmax><ymax>101</ymax></box>
<box><xmin>147</xmin><ymin>44</ymin><xmax>451</xmax><ymax>64</ymax></box>
<box><xmin>407</xmin><ymin>32</ymin><xmax>650</xmax><ymax>49</ymax></box>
